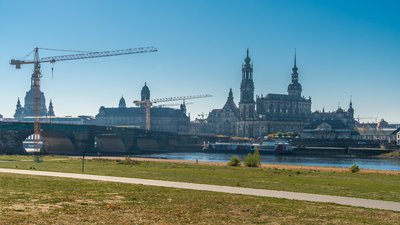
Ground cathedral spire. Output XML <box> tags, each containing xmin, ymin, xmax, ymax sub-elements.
<box><xmin>348</xmin><ymin>96</ymin><xmax>354</xmax><ymax>118</ymax></box>
<box><xmin>291</xmin><ymin>49</ymin><xmax>298</xmax><ymax>82</ymax></box>
<box><xmin>48</xmin><ymin>99</ymin><xmax>55</xmax><ymax>117</ymax></box>
<box><xmin>287</xmin><ymin>49</ymin><xmax>302</xmax><ymax>96</ymax></box>
<box><xmin>349</xmin><ymin>95</ymin><xmax>353</xmax><ymax>108</ymax></box>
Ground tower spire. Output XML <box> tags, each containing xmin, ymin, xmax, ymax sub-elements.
<box><xmin>287</xmin><ymin>49</ymin><xmax>302</xmax><ymax>96</ymax></box>
<box><xmin>350</xmin><ymin>95</ymin><xmax>353</xmax><ymax>108</ymax></box>
<box><xmin>48</xmin><ymin>99</ymin><xmax>55</xmax><ymax>117</ymax></box>
<box><xmin>228</xmin><ymin>88</ymin><xmax>234</xmax><ymax>101</ymax></box>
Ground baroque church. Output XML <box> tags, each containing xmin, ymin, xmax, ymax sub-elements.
<box><xmin>95</xmin><ymin>83</ymin><xmax>190</xmax><ymax>133</ymax></box>
<box><xmin>206</xmin><ymin>49</ymin><xmax>312</xmax><ymax>138</ymax></box>
<box><xmin>14</xmin><ymin>72</ymin><xmax>55</xmax><ymax>119</ymax></box>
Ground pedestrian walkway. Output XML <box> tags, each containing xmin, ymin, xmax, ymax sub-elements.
<box><xmin>1</xmin><ymin>168</ymin><xmax>399</xmax><ymax>212</ymax></box>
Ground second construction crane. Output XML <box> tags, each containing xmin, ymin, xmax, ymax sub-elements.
<box><xmin>134</xmin><ymin>94</ymin><xmax>212</xmax><ymax>130</ymax></box>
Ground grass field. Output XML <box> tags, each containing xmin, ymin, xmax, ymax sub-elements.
<box><xmin>0</xmin><ymin>155</ymin><xmax>399</xmax><ymax>202</ymax></box>
<box><xmin>0</xmin><ymin>173</ymin><xmax>399</xmax><ymax>225</ymax></box>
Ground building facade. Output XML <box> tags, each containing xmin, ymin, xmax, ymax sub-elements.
<box><xmin>206</xmin><ymin>49</ymin><xmax>312</xmax><ymax>138</ymax></box>
<box><xmin>396</xmin><ymin>129</ymin><xmax>400</xmax><ymax>145</ymax></box>
<box><xmin>207</xmin><ymin>89</ymin><xmax>239</xmax><ymax>136</ymax></box>
<box><xmin>95</xmin><ymin>83</ymin><xmax>190</xmax><ymax>133</ymax></box>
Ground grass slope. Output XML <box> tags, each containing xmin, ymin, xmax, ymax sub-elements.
<box><xmin>0</xmin><ymin>155</ymin><xmax>399</xmax><ymax>202</ymax></box>
<box><xmin>0</xmin><ymin>173</ymin><xmax>399</xmax><ymax>225</ymax></box>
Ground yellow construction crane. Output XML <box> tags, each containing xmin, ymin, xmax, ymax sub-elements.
<box><xmin>133</xmin><ymin>94</ymin><xmax>212</xmax><ymax>130</ymax></box>
<box><xmin>10</xmin><ymin>46</ymin><xmax>157</xmax><ymax>155</ymax></box>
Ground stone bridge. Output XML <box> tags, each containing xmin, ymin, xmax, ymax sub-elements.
<box><xmin>0</xmin><ymin>122</ymin><xmax>212</xmax><ymax>155</ymax></box>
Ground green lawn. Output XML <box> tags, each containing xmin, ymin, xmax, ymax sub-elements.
<box><xmin>0</xmin><ymin>155</ymin><xmax>399</xmax><ymax>202</ymax></box>
<box><xmin>0</xmin><ymin>173</ymin><xmax>399</xmax><ymax>225</ymax></box>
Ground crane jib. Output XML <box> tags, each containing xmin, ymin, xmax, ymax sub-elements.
<box><xmin>10</xmin><ymin>47</ymin><xmax>157</xmax><ymax>66</ymax></box>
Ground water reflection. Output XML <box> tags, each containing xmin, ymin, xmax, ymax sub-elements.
<box><xmin>132</xmin><ymin>152</ymin><xmax>400</xmax><ymax>171</ymax></box>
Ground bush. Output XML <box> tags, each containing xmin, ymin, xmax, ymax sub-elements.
<box><xmin>349</xmin><ymin>164</ymin><xmax>360</xmax><ymax>173</ymax></box>
<box><xmin>228</xmin><ymin>156</ymin><xmax>241</xmax><ymax>166</ymax></box>
<box><xmin>117</xmin><ymin>156</ymin><xmax>139</xmax><ymax>165</ymax></box>
<box><xmin>244</xmin><ymin>149</ymin><xmax>261</xmax><ymax>167</ymax></box>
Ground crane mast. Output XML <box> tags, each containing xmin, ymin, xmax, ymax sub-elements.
<box><xmin>11</xmin><ymin>46</ymin><xmax>157</xmax><ymax>156</ymax></box>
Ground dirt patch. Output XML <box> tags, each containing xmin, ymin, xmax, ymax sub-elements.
<box><xmin>6</xmin><ymin>202</ymin><xmax>63</xmax><ymax>214</ymax></box>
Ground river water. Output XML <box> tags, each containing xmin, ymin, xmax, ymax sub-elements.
<box><xmin>132</xmin><ymin>152</ymin><xmax>400</xmax><ymax>171</ymax></box>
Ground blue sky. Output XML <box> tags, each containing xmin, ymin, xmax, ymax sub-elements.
<box><xmin>0</xmin><ymin>0</ymin><xmax>399</xmax><ymax>122</ymax></box>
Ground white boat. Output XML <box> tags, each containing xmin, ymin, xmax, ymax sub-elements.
<box><xmin>203</xmin><ymin>141</ymin><xmax>255</xmax><ymax>153</ymax></box>
<box><xmin>255</xmin><ymin>139</ymin><xmax>293</xmax><ymax>154</ymax></box>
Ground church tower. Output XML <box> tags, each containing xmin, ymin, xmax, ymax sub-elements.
<box><xmin>141</xmin><ymin>82</ymin><xmax>150</xmax><ymax>101</ymax></box>
<box><xmin>14</xmin><ymin>97</ymin><xmax>24</xmax><ymax>119</ymax></box>
<box><xmin>48</xmin><ymin>99</ymin><xmax>55</xmax><ymax>117</ymax></box>
<box><xmin>239</xmin><ymin>49</ymin><xmax>255</xmax><ymax>120</ymax></box>
<box><xmin>118</xmin><ymin>96</ymin><xmax>127</xmax><ymax>108</ymax></box>
<box><xmin>287</xmin><ymin>50</ymin><xmax>303</xmax><ymax>97</ymax></box>
<box><xmin>348</xmin><ymin>97</ymin><xmax>354</xmax><ymax>118</ymax></box>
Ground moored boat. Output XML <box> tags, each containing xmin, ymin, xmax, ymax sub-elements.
<box><xmin>202</xmin><ymin>139</ymin><xmax>292</xmax><ymax>154</ymax></box>
<box><xmin>255</xmin><ymin>139</ymin><xmax>293</xmax><ymax>154</ymax></box>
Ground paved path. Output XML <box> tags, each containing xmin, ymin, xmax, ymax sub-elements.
<box><xmin>1</xmin><ymin>168</ymin><xmax>399</xmax><ymax>212</ymax></box>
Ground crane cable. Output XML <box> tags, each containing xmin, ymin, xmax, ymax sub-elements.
<box><xmin>38</xmin><ymin>47</ymin><xmax>95</xmax><ymax>53</ymax></box>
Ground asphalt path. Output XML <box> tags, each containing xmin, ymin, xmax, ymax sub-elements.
<box><xmin>1</xmin><ymin>168</ymin><xmax>399</xmax><ymax>212</ymax></box>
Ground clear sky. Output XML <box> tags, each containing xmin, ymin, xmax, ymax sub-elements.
<box><xmin>0</xmin><ymin>0</ymin><xmax>399</xmax><ymax>122</ymax></box>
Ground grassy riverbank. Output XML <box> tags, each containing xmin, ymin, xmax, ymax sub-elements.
<box><xmin>0</xmin><ymin>154</ymin><xmax>399</xmax><ymax>202</ymax></box>
<box><xmin>0</xmin><ymin>173</ymin><xmax>399</xmax><ymax>224</ymax></box>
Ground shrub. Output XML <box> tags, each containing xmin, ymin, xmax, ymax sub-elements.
<box><xmin>349</xmin><ymin>164</ymin><xmax>360</xmax><ymax>173</ymax></box>
<box><xmin>228</xmin><ymin>156</ymin><xmax>241</xmax><ymax>166</ymax></box>
<box><xmin>244</xmin><ymin>149</ymin><xmax>261</xmax><ymax>167</ymax></box>
<box><xmin>118</xmin><ymin>156</ymin><xmax>138</xmax><ymax>165</ymax></box>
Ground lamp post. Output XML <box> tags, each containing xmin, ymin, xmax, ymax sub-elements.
<box><xmin>81</xmin><ymin>150</ymin><xmax>86</xmax><ymax>174</ymax></box>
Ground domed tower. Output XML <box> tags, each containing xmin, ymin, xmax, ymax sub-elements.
<box><xmin>347</xmin><ymin>97</ymin><xmax>354</xmax><ymax>119</ymax></box>
<box><xmin>239</xmin><ymin>49</ymin><xmax>255</xmax><ymax>120</ymax></box>
<box><xmin>48</xmin><ymin>99</ymin><xmax>55</xmax><ymax>117</ymax></box>
<box><xmin>141</xmin><ymin>82</ymin><xmax>150</xmax><ymax>101</ymax></box>
<box><xmin>118</xmin><ymin>96</ymin><xmax>127</xmax><ymax>108</ymax></box>
<box><xmin>287</xmin><ymin>50</ymin><xmax>302</xmax><ymax>97</ymax></box>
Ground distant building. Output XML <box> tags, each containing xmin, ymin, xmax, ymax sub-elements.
<box><xmin>206</xmin><ymin>89</ymin><xmax>239</xmax><ymax>136</ymax></box>
<box><xmin>396</xmin><ymin>128</ymin><xmax>400</xmax><ymax>145</ymax></box>
<box><xmin>206</xmin><ymin>49</ymin><xmax>312</xmax><ymax>138</ymax></box>
<box><xmin>311</xmin><ymin>101</ymin><xmax>355</xmax><ymax>131</ymax></box>
<box><xmin>302</xmin><ymin>119</ymin><xmax>356</xmax><ymax>140</ymax></box>
<box><xmin>357</xmin><ymin>119</ymin><xmax>398</xmax><ymax>143</ymax></box>
<box><xmin>95</xmin><ymin>83</ymin><xmax>190</xmax><ymax>133</ymax></box>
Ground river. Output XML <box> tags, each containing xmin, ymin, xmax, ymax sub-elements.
<box><xmin>132</xmin><ymin>152</ymin><xmax>400</xmax><ymax>171</ymax></box>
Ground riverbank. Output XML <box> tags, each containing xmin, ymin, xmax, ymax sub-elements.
<box><xmin>85</xmin><ymin>156</ymin><xmax>400</xmax><ymax>175</ymax></box>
